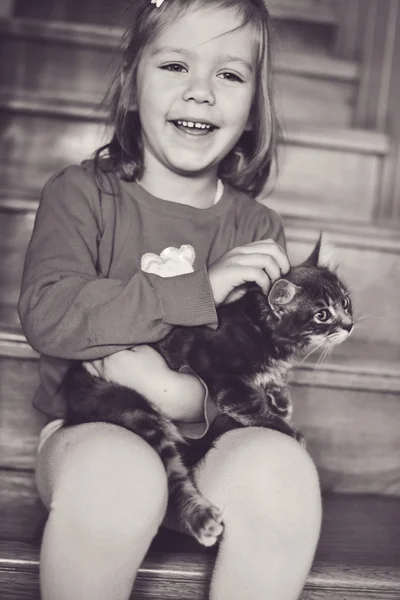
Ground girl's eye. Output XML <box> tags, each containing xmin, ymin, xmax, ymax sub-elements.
<box><xmin>314</xmin><ymin>309</ymin><xmax>332</xmax><ymax>323</ymax></box>
<box><xmin>341</xmin><ymin>296</ymin><xmax>350</xmax><ymax>310</ymax></box>
<box><xmin>160</xmin><ymin>63</ymin><xmax>187</xmax><ymax>73</ymax></box>
<box><xmin>218</xmin><ymin>72</ymin><xmax>244</xmax><ymax>83</ymax></box>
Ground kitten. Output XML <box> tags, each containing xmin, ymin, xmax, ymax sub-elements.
<box><xmin>63</xmin><ymin>236</ymin><xmax>353</xmax><ymax>546</ymax></box>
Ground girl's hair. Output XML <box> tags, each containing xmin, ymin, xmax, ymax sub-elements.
<box><xmin>95</xmin><ymin>0</ymin><xmax>279</xmax><ymax>198</ymax></box>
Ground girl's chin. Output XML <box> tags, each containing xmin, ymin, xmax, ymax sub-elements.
<box><xmin>167</xmin><ymin>158</ymin><xmax>218</xmax><ymax>177</ymax></box>
<box><xmin>164</xmin><ymin>151</ymin><xmax>219</xmax><ymax>175</ymax></box>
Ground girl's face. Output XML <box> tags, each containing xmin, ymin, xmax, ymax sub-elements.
<box><xmin>135</xmin><ymin>5</ymin><xmax>258</xmax><ymax>180</ymax></box>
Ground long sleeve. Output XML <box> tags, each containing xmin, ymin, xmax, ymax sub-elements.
<box><xmin>18</xmin><ymin>166</ymin><xmax>217</xmax><ymax>360</ymax></box>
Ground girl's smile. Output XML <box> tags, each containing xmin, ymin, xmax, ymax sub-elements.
<box><xmin>135</xmin><ymin>5</ymin><xmax>257</xmax><ymax>191</ymax></box>
<box><xmin>172</xmin><ymin>120</ymin><xmax>217</xmax><ymax>135</ymax></box>
<box><xmin>169</xmin><ymin>118</ymin><xmax>218</xmax><ymax>139</ymax></box>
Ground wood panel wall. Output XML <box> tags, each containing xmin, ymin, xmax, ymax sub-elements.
<box><xmin>336</xmin><ymin>0</ymin><xmax>400</xmax><ymax>225</ymax></box>
<box><xmin>13</xmin><ymin>0</ymin><xmax>125</xmax><ymax>24</ymax></box>
<box><xmin>335</xmin><ymin>0</ymin><xmax>367</xmax><ymax>61</ymax></box>
<box><xmin>322</xmin><ymin>0</ymin><xmax>400</xmax><ymax>227</ymax></box>
<box><xmin>13</xmin><ymin>0</ymin><xmax>338</xmax><ymax>25</ymax></box>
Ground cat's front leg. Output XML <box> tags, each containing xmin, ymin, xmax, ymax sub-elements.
<box><xmin>265</xmin><ymin>387</ymin><xmax>293</xmax><ymax>421</ymax></box>
<box><xmin>211</xmin><ymin>376</ymin><xmax>305</xmax><ymax>446</ymax></box>
<box><xmin>253</xmin><ymin>412</ymin><xmax>306</xmax><ymax>447</ymax></box>
<box><xmin>263</xmin><ymin>388</ymin><xmax>306</xmax><ymax>446</ymax></box>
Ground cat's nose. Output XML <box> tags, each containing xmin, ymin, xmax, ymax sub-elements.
<box><xmin>343</xmin><ymin>322</ymin><xmax>354</xmax><ymax>333</ymax></box>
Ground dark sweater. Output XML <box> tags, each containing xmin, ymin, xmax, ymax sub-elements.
<box><xmin>18</xmin><ymin>162</ymin><xmax>285</xmax><ymax>435</ymax></box>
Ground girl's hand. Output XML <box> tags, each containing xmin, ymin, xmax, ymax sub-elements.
<box><xmin>83</xmin><ymin>346</ymin><xmax>205</xmax><ymax>422</ymax></box>
<box><xmin>208</xmin><ymin>239</ymin><xmax>290</xmax><ymax>306</ymax></box>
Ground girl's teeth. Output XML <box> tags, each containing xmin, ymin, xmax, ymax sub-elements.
<box><xmin>177</xmin><ymin>120</ymin><xmax>211</xmax><ymax>130</ymax></box>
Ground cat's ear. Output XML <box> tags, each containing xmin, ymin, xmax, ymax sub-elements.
<box><xmin>268</xmin><ymin>279</ymin><xmax>300</xmax><ymax>313</ymax></box>
<box><xmin>305</xmin><ymin>233</ymin><xmax>337</xmax><ymax>270</ymax></box>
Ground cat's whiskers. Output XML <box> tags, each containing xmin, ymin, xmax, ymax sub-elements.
<box><xmin>353</xmin><ymin>315</ymin><xmax>371</xmax><ymax>324</ymax></box>
<box><xmin>300</xmin><ymin>339</ymin><xmax>327</xmax><ymax>363</ymax></box>
<box><xmin>354</xmin><ymin>312</ymin><xmax>400</xmax><ymax>325</ymax></box>
<box><xmin>315</xmin><ymin>344</ymin><xmax>332</xmax><ymax>367</ymax></box>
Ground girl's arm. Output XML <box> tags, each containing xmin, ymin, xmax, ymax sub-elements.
<box><xmin>84</xmin><ymin>346</ymin><xmax>206</xmax><ymax>422</ymax></box>
<box><xmin>18</xmin><ymin>166</ymin><xmax>218</xmax><ymax>361</ymax></box>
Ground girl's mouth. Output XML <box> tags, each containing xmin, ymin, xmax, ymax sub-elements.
<box><xmin>171</xmin><ymin>120</ymin><xmax>217</xmax><ymax>135</ymax></box>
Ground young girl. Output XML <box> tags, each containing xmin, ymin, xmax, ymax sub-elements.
<box><xmin>18</xmin><ymin>0</ymin><xmax>322</xmax><ymax>598</ymax></box>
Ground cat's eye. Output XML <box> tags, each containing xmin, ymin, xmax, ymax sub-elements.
<box><xmin>341</xmin><ymin>296</ymin><xmax>350</xmax><ymax>310</ymax></box>
<box><xmin>314</xmin><ymin>309</ymin><xmax>332</xmax><ymax>323</ymax></box>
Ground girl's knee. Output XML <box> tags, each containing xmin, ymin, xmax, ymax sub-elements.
<box><xmin>49</xmin><ymin>424</ymin><xmax>168</xmax><ymax>538</ymax></box>
<box><xmin>196</xmin><ymin>428</ymin><xmax>321</xmax><ymax>530</ymax></box>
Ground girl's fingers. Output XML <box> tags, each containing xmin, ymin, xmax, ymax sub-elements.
<box><xmin>230</xmin><ymin>241</ymin><xmax>290</xmax><ymax>274</ymax></box>
<box><xmin>249</xmin><ymin>268</ymin><xmax>272</xmax><ymax>296</ymax></box>
<box><xmin>82</xmin><ymin>360</ymin><xmax>101</xmax><ymax>377</ymax></box>
<box><xmin>229</xmin><ymin>266</ymin><xmax>272</xmax><ymax>296</ymax></box>
<box><xmin>209</xmin><ymin>239</ymin><xmax>290</xmax><ymax>305</ymax></box>
<box><xmin>234</xmin><ymin>253</ymin><xmax>283</xmax><ymax>282</ymax></box>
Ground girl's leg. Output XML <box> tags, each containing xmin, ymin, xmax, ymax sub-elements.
<box><xmin>193</xmin><ymin>427</ymin><xmax>322</xmax><ymax>600</ymax></box>
<box><xmin>36</xmin><ymin>422</ymin><xmax>168</xmax><ymax>600</ymax></box>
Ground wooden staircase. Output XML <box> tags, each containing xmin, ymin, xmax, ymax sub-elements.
<box><xmin>1</xmin><ymin>0</ymin><xmax>400</xmax><ymax>598</ymax></box>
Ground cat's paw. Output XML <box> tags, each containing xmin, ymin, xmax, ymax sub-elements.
<box><xmin>186</xmin><ymin>499</ymin><xmax>224</xmax><ymax>547</ymax></box>
<box><xmin>277</xmin><ymin>420</ymin><xmax>306</xmax><ymax>447</ymax></box>
<box><xmin>267</xmin><ymin>393</ymin><xmax>293</xmax><ymax>421</ymax></box>
<box><xmin>293</xmin><ymin>429</ymin><xmax>307</xmax><ymax>448</ymax></box>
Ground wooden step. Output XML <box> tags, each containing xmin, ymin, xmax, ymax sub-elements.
<box><xmin>268</xmin><ymin>0</ymin><xmax>338</xmax><ymax>24</ymax></box>
<box><xmin>276</xmin><ymin>52</ymin><xmax>358</xmax><ymax>82</ymax></box>
<box><xmin>0</xmin><ymin>17</ymin><xmax>358</xmax><ymax>127</ymax></box>
<box><xmin>0</xmin><ymin>195</ymin><xmax>36</xmax><ymax>318</ymax></box>
<box><xmin>1</xmin><ymin>469</ymin><xmax>400</xmax><ymax>599</ymax></box>
<box><xmin>274</xmin><ymin>50</ymin><xmax>359</xmax><ymax>126</ymax></box>
<box><xmin>0</xmin><ymin>17</ymin><xmax>346</xmax><ymax>62</ymax></box>
<box><xmin>0</xmin><ymin>89</ymin><xmax>388</xmax><ymax>219</ymax></box>
<box><xmin>12</xmin><ymin>0</ymin><xmax>339</xmax><ymax>26</ymax></box>
<box><xmin>0</xmin><ymin>98</ymin><xmax>107</xmax><ymax>193</ymax></box>
<box><xmin>275</xmin><ymin>54</ymin><xmax>358</xmax><ymax>127</ymax></box>
<box><xmin>267</xmin><ymin>125</ymin><xmax>389</xmax><ymax>223</ymax></box>
<box><xmin>0</xmin><ymin>19</ymin><xmax>115</xmax><ymax>101</ymax></box>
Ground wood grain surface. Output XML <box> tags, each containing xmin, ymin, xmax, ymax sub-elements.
<box><xmin>1</xmin><ymin>484</ymin><xmax>399</xmax><ymax>599</ymax></box>
<box><xmin>13</xmin><ymin>0</ymin><xmax>337</xmax><ymax>25</ymax></box>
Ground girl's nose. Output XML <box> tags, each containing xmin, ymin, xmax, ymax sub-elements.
<box><xmin>182</xmin><ymin>74</ymin><xmax>216</xmax><ymax>105</ymax></box>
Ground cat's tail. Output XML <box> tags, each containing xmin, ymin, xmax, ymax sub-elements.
<box><xmin>63</xmin><ymin>363</ymin><xmax>224</xmax><ymax>546</ymax></box>
<box><xmin>63</xmin><ymin>362</ymin><xmax>187</xmax><ymax>447</ymax></box>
